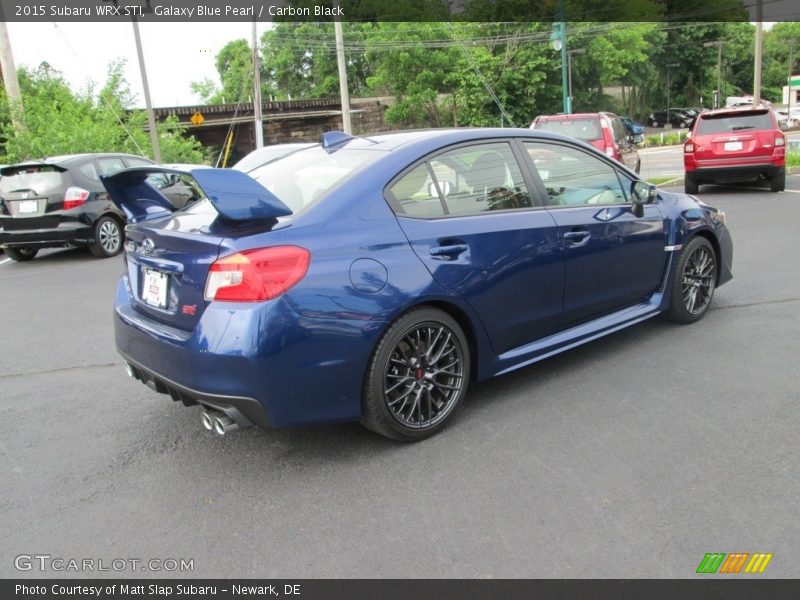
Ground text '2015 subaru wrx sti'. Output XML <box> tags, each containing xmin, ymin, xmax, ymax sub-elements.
<box><xmin>103</xmin><ymin>129</ymin><xmax>733</xmax><ymax>441</ymax></box>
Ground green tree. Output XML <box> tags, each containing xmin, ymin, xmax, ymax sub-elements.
<box><xmin>0</xmin><ymin>61</ymin><xmax>206</xmax><ymax>164</ymax></box>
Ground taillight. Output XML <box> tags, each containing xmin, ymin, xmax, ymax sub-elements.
<box><xmin>63</xmin><ymin>187</ymin><xmax>89</xmax><ymax>210</ymax></box>
<box><xmin>204</xmin><ymin>246</ymin><xmax>311</xmax><ymax>302</ymax></box>
<box><xmin>685</xmin><ymin>142</ymin><xmax>695</xmax><ymax>153</ymax></box>
<box><xmin>775</xmin><ymin>134</ymin><xmax>785</xmax><ymax>147</ymax></box>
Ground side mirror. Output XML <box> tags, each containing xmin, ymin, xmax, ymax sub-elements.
<box><xmin>632</xmin><ymin>133</ymin><xmax>644</xmax><ymax>145</ymax></box>
<box><xmin>631</xmin><ymin>181</ymin><xmax>657</xmax><ymax>217</ymax></box>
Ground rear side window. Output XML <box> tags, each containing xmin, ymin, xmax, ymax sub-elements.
<box><xmin>0</xmin><ymin>167</ymin><xmax>65</xmax><ymax>196</ymax></box>
<box><xmin>533</xmin><ymin>118</ymin><xmax>603</xmax><ymax>141</ymax></box>
<box><xmin>696</xmin><ymin>111</ymin><xmax>773</xmax><ymax>134</ymax></box>
<box><xmin>610</xmin><ymin>118</ymin><xmax>627</xmax><ymax>145</ymax></box>
<box><xmin>96</xmin><ymin>157</ymin><xmax>126</xmax><ymax>176</ymax></box>
<box><xmin>388</xmin><ymin>142</ymin><xmax>534</xmax><ymax>218</ymax></box>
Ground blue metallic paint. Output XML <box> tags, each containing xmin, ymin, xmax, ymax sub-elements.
<box><xmin>109</xmin><ymin>128</ymin><xmax>733</xmax><ymax>430</ymax></box>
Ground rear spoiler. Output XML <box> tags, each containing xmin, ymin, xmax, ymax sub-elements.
<box><xmin>1</xmin><ymin>163</ymin><xmax>67</xmax><ymax>176</ymax></box>
<box><xmin>100</xmin><ymin>166</ymin><xmax>293</xmax><ymax>223</ymax></box>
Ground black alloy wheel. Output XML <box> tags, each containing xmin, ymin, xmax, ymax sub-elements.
<box><xmin>362</xmin><ymin>307</ymin><xmax>470</xmax><ymax>441</ymax></box>
<box><xmin>666</xmin><ymin>237</ymin><xmax>717</xmax><ymax>324</ymax></box>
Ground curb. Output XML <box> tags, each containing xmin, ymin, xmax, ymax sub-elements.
<box><xmin>654</xmin><ymin>167</ymin><xmax>800</xmax><ymax>189</ymax></box>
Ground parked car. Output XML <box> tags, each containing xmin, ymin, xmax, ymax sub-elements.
<box><xmin>684</xmin><ymin>105</ymin><xmax>786</xmax><ymax>194</ymax></box>
<box><xmin>0</xmin><ymin>154</ymin><xmax>199</xmax><ymax>262</ymax></box>
<box><xmin>531</xmin><ymin>112</ymin><xmax>642</xmax><ymax>173</ymax></box>
<box><xmin>102</xmin><ymin>128</ymin><xmax>733</xmax><ymax>441</ymax></box>
<box><xmin>618</xmin><ymin>115</ymin><xmax>645</xmax><ymax>136</ymax></box>
<box><xmin>647</xmin><ymin>109</ymin><xmax>694</xmax><ymax>128</ymax></box>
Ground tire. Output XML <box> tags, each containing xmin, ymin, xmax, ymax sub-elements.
<box><xmin>635</xmin><ymin>159</ymin><xmax>641</xmax><ymax>175</ymax></box>
<box><xmin>90</xmin><ymin>215</ymin><xmax>123</xmax><ymax>258</ymax></box>
<box><xmin>5</xmin><ymin>246</ymin><xmax>38</xmax><ymax>262</ymax></box>
<box><xmin>665</xmin><ymin>236</ymin><xmax>717</xmax><ymax>324</ymax></box>
<box><xmin>684</xmin><ymin>175</ymin><xmax>699</xmax><ymax>195</ymax></box>
<box><xmin>770</xmin><ymin>168</ymin><xmax>785</xmax><ymax>193</ymax></box>
<box><xmin>362</xmin><ymin>307</ymin><xmax>471</xmax><ymax>441</ymax></box>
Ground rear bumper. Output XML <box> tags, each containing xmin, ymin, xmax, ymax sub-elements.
<box><xmin>686</xmin><ymin>163</ymin><xmax>784</xmax><ymax>183</ymax></box>
<box><xmin>0</xmin><ymin>222</ymin><xmax>93</xmax><ymax>248</ymax></box>
<box><xmin>114</xmin><ymin>275</ymin><xmax>384</xmax><ymax>428</ymax></box>
<box><xmin>120</xmin><ymin>352</ymin><xmax>268</xmax><ymax>428</ymax></box>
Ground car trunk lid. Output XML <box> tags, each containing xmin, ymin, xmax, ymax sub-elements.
<box><xmin>103</xmin><ymin>167</ymin><xmax>294</xmax><ymax>331</ymax></box>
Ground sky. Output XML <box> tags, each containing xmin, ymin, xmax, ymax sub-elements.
<box><xmin>5</xmin><ymin>22</ymin><xmax>267</xmax><ymax>107</ymax></box>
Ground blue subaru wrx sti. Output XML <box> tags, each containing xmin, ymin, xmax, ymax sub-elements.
<box><xmin>103</xmin><ymin>129</ymin><xmax>733</xmax><ymax>441</ymax></box>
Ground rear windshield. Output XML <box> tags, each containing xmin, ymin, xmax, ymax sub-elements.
<box><xmin>533</xmin><ymin>118</ymin><xmax>603</xmax><ymax>141</ymax></box>
<box><xmin>247</xmin><ymin>146</ymin><xmax>383</xmax><ymax>214</ymax></box>
<box><xmin>696</xmin><ymin>111</ymin><xmax>773</xmax><ymax>135</ymax></box>
<box><xmin>0</xmin><ymin>166</ymin><xmax>65</xmax><ymax>196</ymax></box>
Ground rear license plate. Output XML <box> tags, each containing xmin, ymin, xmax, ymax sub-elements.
<box><xmin>18</xmin><ymin>200</ymin><xmax>38</xmax><ymax>214</ymax></box>
<box><xmin>142</xmin><ymin>268</ymin><xmax>169</xmax><ymax>309</ymax></box>
<box><xmin>724</xmin><ymin>141</ymin><xmax>743</xmax><ymax>151</ymax></box>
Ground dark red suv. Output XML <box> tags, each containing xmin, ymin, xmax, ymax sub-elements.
<box><xmin>531</xmin><ymin>112</ymin><xmax>642</xmax><ymax>173</ymax></box>
<box><xmin>684</xmin><ymin>105</ymin><xmax>786</xmax><ymax>194</ymax></box>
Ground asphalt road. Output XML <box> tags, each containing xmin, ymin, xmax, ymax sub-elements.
<box><xmin>1</xmin><ymin>179</ymin><xmax>799</xmax><ymax>579</ymax></box>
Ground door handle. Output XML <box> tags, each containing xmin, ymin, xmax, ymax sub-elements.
<box><xmin>563</xmin><ymin>229</ymin><xmax>591</xmax><ymax>245</ymax></box>
<box><xmin>429</xmin><ymin>244</ymin><xmax>468</xmax><ymax>258</ymax></box>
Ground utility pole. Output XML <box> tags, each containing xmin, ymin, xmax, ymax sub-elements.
<box><xmin>666</xmin><ymin>63</ymin><xmax>679</xmax><ymax>120</ymax></box>
<box><xmin>704</xmin><ymin>40</ymin><xmax>724</xmax><ymax>108</ymax></box>
<box><xmin>788</xmin><ymin>39</ymin><xmax>796</xmax><ymax>114</ymax></box>
<box><xmin>333</xmin><ymin>11</ymin><xmax>351</xmax><ymax>134</ymax></box>
<box><xmin>549</xmin><ymin>2</ymin><xmax>569</xmax><ymax>114</ymax></box>
<box><xmin>753</xmin><ymin>0</ymin><xmax>763</xmax><ymax>103</ymax></box>
<box><xmin>131</xmin><ymin>17</ymin><xmax>162</xmax><ymax>162</ymax></box>
<box><xmin>0</xmin><ymin>21</ymin><xmax>25</xmax><ymax>133</ymax></box>
<box><xmin>252</xmin><ymin>20</ymin><xmax>264</xmax><ymax>149</ymax></box>
<box><xmin>567</xmin><ymin>48</ymin><xmax>585</xmax><ymax>115</ymax></box>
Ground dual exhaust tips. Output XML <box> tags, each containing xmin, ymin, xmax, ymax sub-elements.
<box><xmin>201</xmin><ymin>409</ymin><xmax>240</xmax><ymax>436</ymax></box>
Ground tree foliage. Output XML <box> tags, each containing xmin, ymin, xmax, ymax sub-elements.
<box><xmin>191</xmin><ymin>19</ymin><xmax>800</xmax><ymax>127</ymax></box>
<box><xmin>1</xmin><ymin>61</ymin><xmax>207</xmax><ymax>164</ymax></box>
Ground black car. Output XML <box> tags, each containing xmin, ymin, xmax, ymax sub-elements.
<box><xmin>0</xmin><ymin>153</ymin><xmax>170</xmax><ymax>262</ymax></box>
<box><xmin>646</xmin><ymin>109</ymin><xmax>694</xmax><ymax>129</ymax></box>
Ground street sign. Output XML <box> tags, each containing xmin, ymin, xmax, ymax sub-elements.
<box><xmin>190</xmin><ymin>112</ymin><xmax>205</xmax><ymax>126</ymax></box>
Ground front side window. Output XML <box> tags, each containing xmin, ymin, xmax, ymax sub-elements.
<box><xmin>524</xmin><ymin>142</ymin><xmax>627</xmax><ymax>207</ymax></box>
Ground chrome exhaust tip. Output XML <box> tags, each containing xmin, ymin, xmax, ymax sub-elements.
<box><xmin>201</xmin><ymin>411</ymin><xmax>215</xmax><ymax>431</ymax></box>
<box><xmin>213</xmin><ymin>414</ymin><xmax>239</xmax><ymax>436</ymax></box>
<box><xmin>124</xmin><ymin>362</ymin><xmax>134</xmax><ymax>378</ymax></box>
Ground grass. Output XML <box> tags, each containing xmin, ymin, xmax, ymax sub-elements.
<box><xmin>647</xmin><ymin>176</ymin><xmax>679</xmax><ymax>185</ymax></box>
<box><xmin>787</xmin><ymin>150</ymin><xmax>800</xmax><ymax>168</ymax></box>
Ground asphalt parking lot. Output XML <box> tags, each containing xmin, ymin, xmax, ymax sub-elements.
<box><xmin>1</xmin><ymin>177</ymin><xmax>799</xmax><ymax>579</ymax></box>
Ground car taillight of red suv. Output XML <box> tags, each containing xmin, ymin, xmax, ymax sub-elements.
<box><xmin>683</xmin><ymin>105</ymin><xmax>785</xmax><ymax>194</ymax></box>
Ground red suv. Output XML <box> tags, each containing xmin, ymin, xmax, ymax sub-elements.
<box><xmin>531</xmin><ymin>112</ymin><xmax>642</xmax><ymax>173</ymax></box>
<box><xmin>684</xmin><ymin>105</ymin><xmax>786</xmax><ymax>194</ymax></box>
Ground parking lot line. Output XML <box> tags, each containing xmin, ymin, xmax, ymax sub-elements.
<box><xmin>0</xmin><ymin>258</ymin><xmax>11</xmax><ymax>266</ymax></box>
<box><xmin>781</xmin><ymin>189</ymin><xmax>800</xmax><ymax>194</ymax></box>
